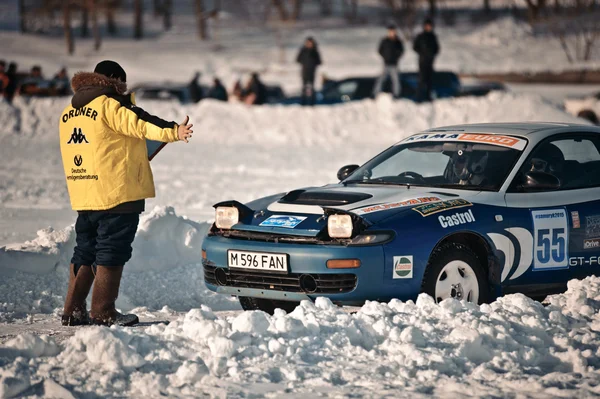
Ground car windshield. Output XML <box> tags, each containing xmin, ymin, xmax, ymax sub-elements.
<box><xmin>344</xmin><ymin>138</ymin><xmax>525</xmax><ymax>191</ymax></box>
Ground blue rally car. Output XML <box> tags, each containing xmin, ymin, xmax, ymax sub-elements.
<box><xmin>203</xmin><ymin>123</ymin><xmax>600</xmax><ymax>313</ymax></box>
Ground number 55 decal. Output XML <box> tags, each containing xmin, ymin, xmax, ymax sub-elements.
<box><xmin>532</xmin><ymin>209</ymin><xmax>569</xmax><ymax>270</ymax></box>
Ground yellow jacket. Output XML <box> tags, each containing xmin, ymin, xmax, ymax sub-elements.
<box><xmin>59</xmin><ymin>72</ymin><xmax>180</xmax><ymax>211</ymax></box>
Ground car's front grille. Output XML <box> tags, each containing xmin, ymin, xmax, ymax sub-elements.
<box><xmin>203</xmin><ymin>264</ymin><xmax>357</xmax><ymax>294</ymax></box>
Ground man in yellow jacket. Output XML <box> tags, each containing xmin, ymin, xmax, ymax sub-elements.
<box><xmin>59</xmin><ymin>60</ymin><xmax>193</xmax><ymax>326</ymax></box>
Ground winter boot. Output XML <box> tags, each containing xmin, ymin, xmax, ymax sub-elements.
<box><xmin>62</xmin><ymin>264</ymin><xmax>95</xmax><ymax>326</ymax></box>
<box><xmin>90</xmin><ymin>265</ymin><xmax>139</xmax><ymax>327</ymax></box>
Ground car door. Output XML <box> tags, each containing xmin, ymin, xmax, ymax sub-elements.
<box><xmin>504</xmin><ymin>133</ymin><xmax>600</xmax><ymax>295</ymax></box>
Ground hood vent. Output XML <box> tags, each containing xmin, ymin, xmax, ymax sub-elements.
<box><xmin>279</xmin><ymin>189</ymin><xmax>372</xmax><ymax>206</ymax></box>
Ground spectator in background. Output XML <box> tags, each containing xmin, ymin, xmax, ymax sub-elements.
<box><xmin>5</xmin><ymin>63</ymin><xmax>18</xmax><ymax>102</ymax></box>
<box><xmin>230</xmin><ymin>79</ymin><xmax>244</xmax><ymax>103</ymax></box>
<box><xmin>188</xmin><ymin>72</ymin><xmax>203</xmax><ymax>103</ymax></box>
<box><xmin>51</xmin><ymin>67</ymin><xmax>71</xmax><ymax>96</ymax></box>
<box><xmin>413</xmin><ymin>18</ymin><xmax>440</xmax><ymax>102</ymax></box>
<box><xmin>20</xmin><ymin>65</ymin><xmax>48</xmax><ymax>96</ymax></box>
<box><xmin>296</xmin><ymin>37</ymin><xmax>322</xmax><ymax>106</ymax></box>
<box><xmin>244</xmin><ymin>73</ymin><xmax>267</xmax><ymax>105</ymax></box>
<box><xmin>207</xmin><ymin>78</ymin><xmax>228</xmax><ymax>102</ymax></box>
<box><xmin>0</xmin><ymin>61</ymin><xmax>9</xmax><ymax>100</ymax></box>
<box><xmin>373</xmin><ymin>25</ymin><xmax>404</xmax><ymax>98</ymax></box>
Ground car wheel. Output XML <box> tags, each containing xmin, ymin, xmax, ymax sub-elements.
<box><xmin>238</xmin><ymin>296</ymin><xmax>300</xmax><ymax>315</ymax></box>
<box><xmin>421</xmin><ymin>243</ymin><xmax>490</xmax><ymax>304</ymax></box>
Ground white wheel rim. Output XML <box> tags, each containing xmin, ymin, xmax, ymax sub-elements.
<box><xmin>434</xmin><ymin>260</ymin><xmax>479</xmax><ymax>303</ymax></box>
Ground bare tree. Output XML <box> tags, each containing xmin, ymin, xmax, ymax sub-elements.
<box><xmin>81</xmin><ymin>2</ymin><xmax>89</xmax><ymax>37</ymax></box>
<box><xmin>271</xmin><ymin>0</ymin><xmax>289</xmax><ymax>21</ymax></box>
<box><xmin>539</xmin><ymin>1</ymin><xmax>599</xmax><ymax>62</ymax></box>
<box><xmin>382</xmin><ymin>0</ymin><xmax>418</xmax><ymax>41</ymax></box>
<box><xmin>483</xmin><ymin>0</ymin><xmax>491</xmax><ymax>13</ymax></box>
<box><xmin>90</xmin><ymin>0</ymin><xmax>101</xmax><ymax>50</ymax></box>
<box><xmin>163</xmin><ymin>0</ymin><xmax>172</xmax><ymax>30</ymax></box>
<box><xmin>63</xmin><ymin>1</ymin><xmax>74</xmax><ymax>54</ymax></box>
<box><xmin>292</xmin><ymin>0</ymin><xmax>304</xmax><ymax>20</ymax></box>
<box><xmin>525</xmin><ymin>0</ymin><xmax>548</xmax><ymax>21</ymax></box>
<box><xmin>18</xmin><ymin>0</ymin><xmax>26</xmax><ymax>32</ymax></box>
<box><xmin>106</xmin><ymin>0</ymin><xmax>118</xmax><ymax>35</ymax></box>
<box><xmin>134</xmin><ymin>0</ymin><xmax>143</xmax><ymax>39</ymax></box>
<box><xmin>342</xmin><ymin>0</ymin><xmax>359</xmax><ymax>22</ymax></box>
<box><xmin>196</xmin><ymin>0</ymin><xmax>208</xmax><ymax>39</ymax></box>
<box><xmin>428</xmin><ymin>0</ymin><xmax>436</xmax><ymax>18</ymax></box>
<box><xmin>319</xmin><ymin>0</ymin><xmax>332</xmax><ymax>16</ymax></box>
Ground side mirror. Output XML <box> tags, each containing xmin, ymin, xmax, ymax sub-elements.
<box><xmin>337</xmin><ymin>164</ymin><xmax>359</xmax><ymax>181</ymax></box>
<box><xmin>519</xmin><ymin>171</ymin><xmax>560</xmax><ymax>192</ymax></box>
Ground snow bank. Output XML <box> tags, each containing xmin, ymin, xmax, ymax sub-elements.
<box><xmin>2</xmin><ymin>280</ymin><xmax>600</xmax><ymax>397</ymax></box>
<box><xmin>0</xmin><ymin>206</ymin><xmax>238</xmax><ymax>320</ymax></box>
<box><xmin>0</xmin><ymin>92</ymin><xmax>586</xmax><ymax>146</ymax></box>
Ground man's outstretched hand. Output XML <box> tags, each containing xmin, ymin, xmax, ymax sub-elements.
<box><xmin>178</xmin><ymin>116</ymin><xmax>193</xmax><ymax>143</ymax></box>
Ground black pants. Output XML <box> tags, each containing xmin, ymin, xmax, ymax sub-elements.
<box><xmin>71</xmin><ymin>212</ymin><xmax>140</xmax><ymax>267</ymax></box>
<box><xmin>418</xmin><ymin>62</ymin><xmax>434</xmax><ymax>102</ymax></box>
<box><xmin>301</xmin><ymin>76</ymin><xmax>316</xmax><ymax>106</ymax></box>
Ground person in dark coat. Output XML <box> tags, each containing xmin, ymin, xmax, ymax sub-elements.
<box><xmin>5</xmin><ymin>63</ymin><xmax>18</xmax><ymax>102</ymax></box>
<box><xmin>244</xmin><ymin>73</ymin><xmax>267</xmax><ymax>105</ymax></box>
<box><xmin>296</xmin><ymin>37</ymin><xmax>322</xmax><ymax>106</ymax></box>
<box><xmin>0</xmin><ymin>61</ymin><xmax>9</xmax><ymax>100</ymax></box>
<box><xmin>188</xmin><ymin>72</ymin><xmax>203</xmax><ymax>103</ymax></box>
<box><xmin>207</xmin><ymin>77</ymin><xmax>228</xmax><ymax>102</ymax></box>
<box><xmin>373</xmin><ymin>25</ymin><xmax>404</xmax><ymax>98</ymax></box>
<box><xmin>413</xmin><ymin>18</ymin><xmax>440</xmax><ymax>102</ymax></box>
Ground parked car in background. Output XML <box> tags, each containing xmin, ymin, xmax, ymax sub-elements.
<box><xmin>131</xmin><ymin>82</ymin><xmax>286</xmax><ymax>105</ymax></box>
<box><xmin>130</xmin><ymin>83</ymin><xmax>207</xmax><ymax>104</ymax></box>
<box><xmin>564</xmin><ymin>92</ymin><xmax>600</xmax><ymax>125</ymax></box>
<box><xmin>459</xmin><ymin>80</ymin><xmax>507</xmax><ymax>97</ymax></box>
<box><xmin>202</xmin><ymin>123</ymin><xmax>600</xmax><ymax>314</ymax></box>
<box><xmin>281</xmin><ymin>71</ymin><xmax>504</xmax><ymax>105</ymax></box>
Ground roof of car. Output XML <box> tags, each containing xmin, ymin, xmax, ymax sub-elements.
<box><xmin>422</xmin><ymin>122</ymin><xmax>600</xmax><ymax>136</ymax></box>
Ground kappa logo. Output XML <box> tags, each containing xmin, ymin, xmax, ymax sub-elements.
<box><xmin>74</xmin><ymin>155</ymin><xmax>83</xmax><ymax>166</ymax></box>
<box><xmin>487</xmin><ymin>228</ymin><xmax>533</xmax><ymax>282</ymax></box>
<box><xmin>67</xmin><ymin>128</ymin><xmax>89</xmax><ymax>144</ymax></box>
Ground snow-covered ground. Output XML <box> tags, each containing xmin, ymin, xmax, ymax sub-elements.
<box><xmin>2</xmin><ymin>6</ymin><xmax>600</xmax><ymax>397</ymax></box>
<box><xmin>3</xmin><ymin>279</ymin><xmax>600</xmax><ymax>398</ymax></box>
<box><xmin>0</xmin><ymin>91</ymin><xmax>595</xmax><ymax>397</ymax></box>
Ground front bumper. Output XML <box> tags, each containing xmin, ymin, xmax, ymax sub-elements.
<box><xmin>202</xmin><ymin>234</ymin><xmax>386</xmax><ymax>305</ymax></box>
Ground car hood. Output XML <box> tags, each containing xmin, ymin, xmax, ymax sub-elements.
<box><xmin>263</xmin><ymin>184</ymin><xmax>485</xmax><ymax>225</ymax></box>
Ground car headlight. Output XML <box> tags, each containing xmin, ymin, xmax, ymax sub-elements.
<box><xmin>328</xmin><ymin>214</ymin><xmax>353</xmax><ymax>238</ymax></box>
<box><xmin>215</xmin><ymin>206</ymin><xmax>239</xmax><ymax>229</ymax></box>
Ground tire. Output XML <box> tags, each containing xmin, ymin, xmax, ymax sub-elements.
<box><xmin>238</xmin><ymin>296</ymin><xmax>300</xmax><ymax>315</ymax></box>
<box><xmin>421</xmin><ymin>243</ymin><xmax>490</xmax><ymax>304</ymax></box>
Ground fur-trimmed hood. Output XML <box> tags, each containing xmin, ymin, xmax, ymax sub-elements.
<box><xmin>70</xmin><ymin>72</ymin><xmax>127</xmax><ymax>109</ymax></box>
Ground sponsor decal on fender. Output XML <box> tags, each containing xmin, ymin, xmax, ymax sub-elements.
<box><xmin>438</xmin><ymin>209</ymin><xmax>476</xmax><ymax>228</ymax></box>
<box><xmin>572</xmin><ymin>211</ymin><xmax>580</xmax><ymax>229</ymax></box>
<box><xmin>586</xmin><ymin>215</ymin><xmax>600</xmax><ymax>238</ymax></box>
<box><xmin>412</xmin><ymin>198</ymin><xmax>472</xmax><ymax>217</ymax></box>
<box><xmin>584</xmin><ymin>238</ymin><xmax>600</xmax><ymax>250</ymax></box>
<box><xmin>393</xmin><ymin>256</ymin><xmax>413</xmax><ymax>279</ymax></box>
<box><xmin>352</xmin><ymin>196</ymin><xmax>441</xmax><ymax>215</ymax></box>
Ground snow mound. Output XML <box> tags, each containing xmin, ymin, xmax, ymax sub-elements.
<box><xmin>2</xmin><ymin>279</ymin><xmax>600</xmax><ymax>397</ymax></box>
<box><xmin>0</xmin><ymin>92</ymin><xmax>586</xmax><ymax>146</ymax></box>
<box><xmin>0</xmin><ymin>206</ymin><xmax>238</xmax><ymax>320</ymax></box>
<box><xmin>463</xmin><ymin>17</ymin><xmax>533</xmax><ymax>47</ymax></box>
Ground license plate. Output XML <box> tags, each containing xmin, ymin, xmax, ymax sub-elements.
<box><xmin>228</xmin><ymin>250</ymin><xmax>288</xmax><ymax>272</ymax></box>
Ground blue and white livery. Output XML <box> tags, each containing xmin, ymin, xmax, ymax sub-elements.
<box><xmin>202</xmin><ymin>123</ymin><xmax>600</xmax><ymax>313</ymax></box>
